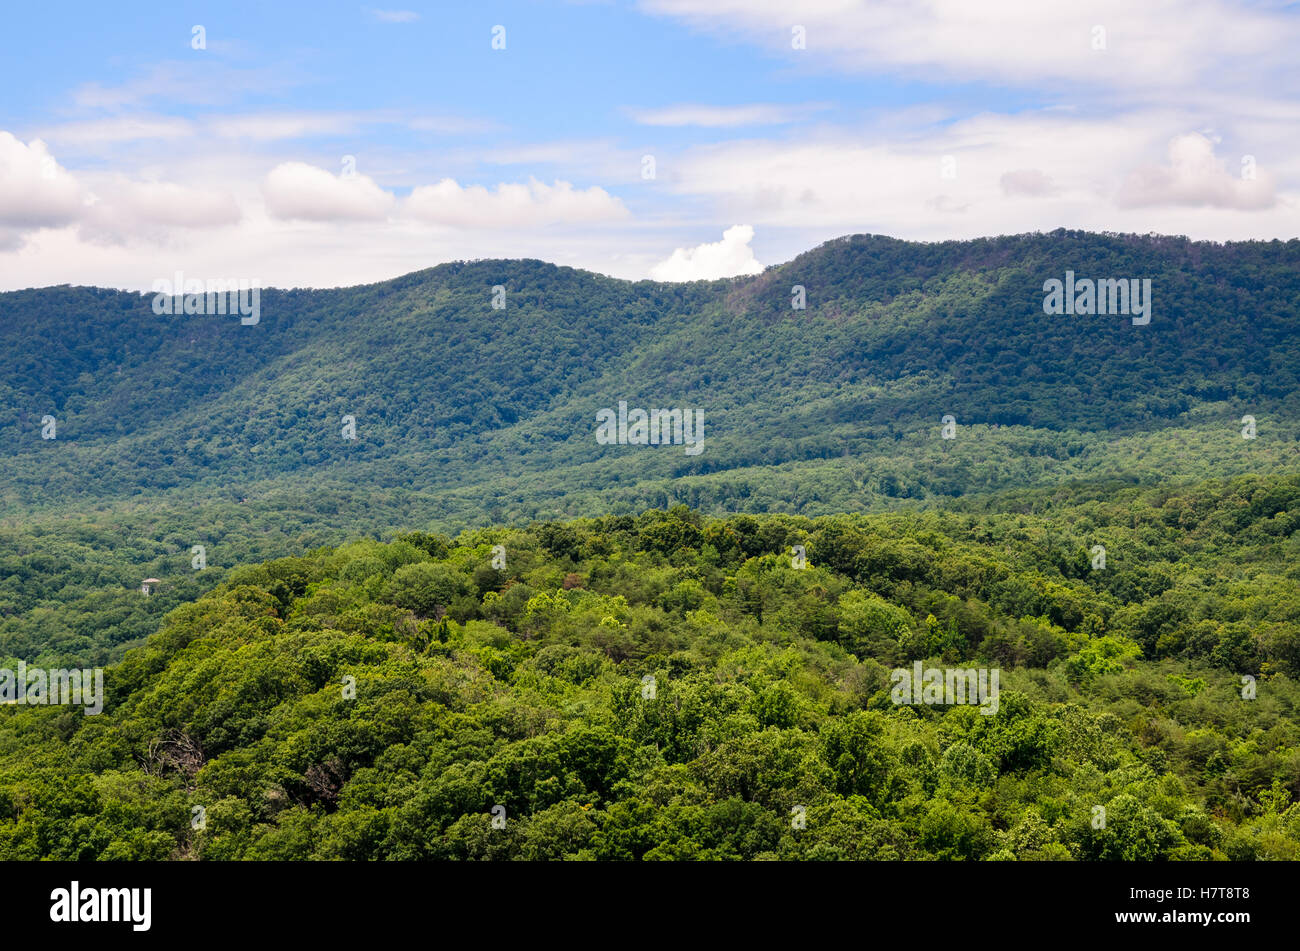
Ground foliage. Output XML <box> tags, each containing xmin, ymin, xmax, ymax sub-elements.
<box><xmin>1</xmin><ymin>485</ymin><xmax>1298</xmax><ymax>860</ymax></box>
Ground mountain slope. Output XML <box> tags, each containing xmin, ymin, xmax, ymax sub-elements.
<box><xmin>3</xmin><ymin>229</ymin><xmax>1300</xmax><ymax>666</ymax></box>
<box><xmin>4</xmin><ymin>230</ymin><xmax>1299</xmax><ymax>515</ymax></box>
<box><xmin>2</xmin><ymin>480</ymin><xmax>1298</xmax><ymax>860</ymax></box>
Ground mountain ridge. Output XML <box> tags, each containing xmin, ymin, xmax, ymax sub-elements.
<box><xmin>3</xmin><ymin>228</ymin><xmax>1299</xmax><ymax>665</ymax></box>
<box><xmin>4</xmin><ymin>229</ymin><xmax>1297</xmax><ymax>511</ymax></box>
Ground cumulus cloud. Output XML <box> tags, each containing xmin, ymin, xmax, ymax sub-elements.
<box><xmin>80</xmin><ymin>180</ymin><xmax>241</xmax><ymax>242</ymax></box>
<box><xmin>404</xmin><ymin>178</ymin><xmax>628</xmax><ymax>228</ymax></box>
<box><xmin>1116</xmin><ymin>133</ymin><xmax>1277</xmax><ymax>210</ymax></box>
<box><xmin>0</xmin><ymin>132</ymin><xmax>241</xmax><ymax>245</ymax></box>
<box><xmin>650</xmin><ymin>224</ymin><xmax>763</xmax><ymax>281</ymax></box>
<box><xmin>634</xmin><ymin>105</ymin><xmax>1300</xmax><ymax>241</ymax></box>
<box><xmin>0</xmin><ymin>133</ymin><xmax>85</xmax><ymax>228</ymax></box>
<box><xmin>262</xmin><ymin>161</ymin><xmax>397</xmax><ymax>221</ymax></box>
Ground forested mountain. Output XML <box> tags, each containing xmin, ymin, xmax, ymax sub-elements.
<box><xmin>3</xmin><ymin>230</ymin><xmax>1299</xmax><ymax>668</ymax></box>
<box><xmin>4</xmin><ymin>230</ymin><xmax>1299</xmax><ymax>515</ymax></box>
<box><xmin>2</xmin><ymin>480</ymin><xmax>1298</xmax><ymax>860</ymax></box>
<box><xmin>2</xmin><ymin>231</ymin><xmax>1300</xmax><ymax>862</ymax></box>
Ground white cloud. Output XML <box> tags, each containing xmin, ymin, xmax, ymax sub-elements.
<box><xmin>35</xmin><ymin>116</ymin><xmax>195</xmax><ymax>147</ymax></box>
<box><xmin>208</xmin><ymin>113</ymin><xmax>365</xmax><ymax>141</ymax></box>
<box><xmin>628</xmin><ymin>103</ymin><xmax>822</xmax><ymax>127</ymax></box>
<box><xmin>73</xmin><ymin>62</ymin><xmax>304</xmax><ymax>110</ymax></box>
<box><xmin>926</xmin><ymin>195</ymin><xmax>970</xmax><ymax>214</ymax></box>
<box><xmin>408</xmin><ymin>115</ymin><xmax>500</xmax><ymax>134</ymax></box>
<box><xmin>638</xmin><ymin>0</ymin><xmax>1297</xmax><ymax>98</ymax></box>
<box><xmin>81</xmin><ymin>179</ymin><xmax>242</xmax><ymax>240</ymax></box>
<box><xmin>1116</xmin><ymin>132</ymin><xmax>1277</xmax><ymax>210</ymax></box>
<box><xmin>262</xmin><ymin>161</ymin><xmax>397</xmax><ymax>221</ymax></box>
<box><xmin>404</xmin><ymin>178</ymin><xmax>628</xmax><ymax>228</ymax></box>
<box><xmin>650</xmin><ymin>224</ymin><xmax>763</xmax><ymax>281</ymax></box>
<box><xmin>0</xmin><ymin>134</ymin><xmax>243</xmax><ymax>249</ymax></box>
<box><xmin>364</xmin><ymin>8</ymin><xmax>420</xmax><ymax>23</ymax></box>
<box><xmin>643</xmin><ymin>108</ymin><xmax>1298</xmax><ymax>241</ymax></box>
<box><xmin>33</xmin><ymin>111</ymin><xmax>493</xmax><ymax>150</ymax></box>
<box><xmin>5</xmin><ymin>82</ymin><xmax>1298</xmax><ymax>293</ymax></box>
<box><xmin>1000</xmin><ymin>168</ymin><xmax>1059</xmax><ymax>197</ymax></box>
<box><xmin>0</xmin><ymin>133</ymin><xmax>84</xmax><ymax>228</ymax></box>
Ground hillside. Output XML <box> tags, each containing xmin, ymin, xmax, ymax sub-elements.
<box><xmin>4</xmin><ymin>230</ymin><xmax>1299</xmax><ymax>514</ymax></box>
<box><xmin>3</xmin><ymin>230</ymin><xmax>1300</xmax><ymax>666</ymax></box>
<box><xmin>1</xmin><ymin>477</ymin><xmax>1298</xmax><ymax>860</ymax></box>
<box><xmin>2</xmin><ymin>231</ymin><xmax>1300</xmax><ymax>861</ymax></box>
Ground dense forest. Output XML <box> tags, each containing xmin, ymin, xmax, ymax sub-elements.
<box><xmin>0</xmin><ymin>474</ymin><xmax>1297</xmax><ymax>860</ymax></box>
<box><xmin>2</xmin><ymin>231</ymin><xmax>1298</xmax><ymax>861</ymax></box>
<box><xmin>3</xmin><ymin>231</ymin><xmax>1299</xmax><ymax>668</ymax></box>
<box><xmin>3</xmin><ymin>231</ymin><xmax>1299</xmax><ymax>515</ymax></box>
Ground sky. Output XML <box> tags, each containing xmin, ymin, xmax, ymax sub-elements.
<box><xmin>1</xmin><ymin>0</ymin><xmax>1298</xmax><ymax>290</ymax></box>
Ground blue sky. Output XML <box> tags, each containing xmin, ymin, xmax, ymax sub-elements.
<box><xmin>2</xmin><ymin>1</ymin><xmax>1298</xmax><ymax>289</ymax></box>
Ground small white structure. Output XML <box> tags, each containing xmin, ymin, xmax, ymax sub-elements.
<box><xmin>141</xmin><ymin>578</ymin><xmax>161</xmax><ymax>596</ymax></box>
